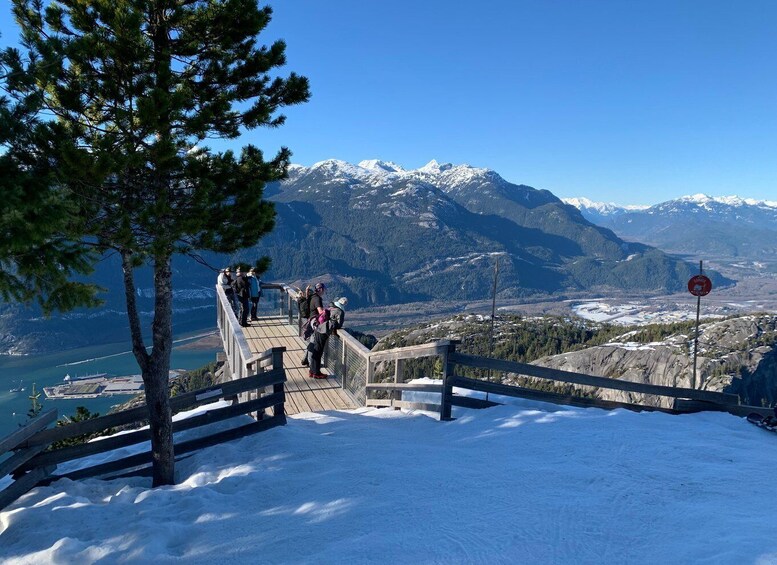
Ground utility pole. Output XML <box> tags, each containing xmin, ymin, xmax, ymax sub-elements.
<box><xmin>488</xmin><ymin>257</ymin><xmax>500</xmax><ymax>389</ymax></box>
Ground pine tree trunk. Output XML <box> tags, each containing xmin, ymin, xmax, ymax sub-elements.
<box><xmin>121</xmin><ymin>252</ymin><xmax>150</xmax><ymax>372</ymax></box>
<box><xmin>144</xmin><ymin>254</ymin><xmax>175</xmax><ymax>486</ymax></box>
<box><xmin>122</xmin><ymin>250</ymin><xmax>174</xmax><ymax>485</ymax></box>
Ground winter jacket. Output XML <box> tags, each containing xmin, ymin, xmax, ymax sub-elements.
<box><xmin>233</xmin><ymin>274</ymin><xmax>250</xmax><ymax>299</ymax></box>
<box><xmin>248</xmin><ymin>275</ymin><xmax>261</xmax><ymax>299</ymax></box>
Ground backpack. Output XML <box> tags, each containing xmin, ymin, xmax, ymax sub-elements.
<box><xmin>328</xmin><ymin>306</ymin><xmax>344</xmax><ymax>330</ymax></box>
<box><xmin>302</xmin><ymin>318</ymin><xmax>315</xmax><ymax>341</ymax></box>
<box><xmin>317</xmin><ymin>308</ymin><xmax>330</xmax><ymax>326</ymax></box>
<box><xmin>318</xmin><ymin>305</ymin><xmax>344</xmax><ymax>335</ymax></box>
<box><xmin>297</xmin><ymin>286</ymin><xmax>312</xmax><ymax>318</ymax></box>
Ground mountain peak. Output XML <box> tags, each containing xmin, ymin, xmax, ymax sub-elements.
<box><xmin>358</xmin><ymin>159</ymin><xmax>406</xmax><ymax>174</ymax></box>
<box><xmin>673</xmin><ymin>194</ymin><xmax>777</xmax><ymax>209</ymax></box>
<box><xmin>417</xmin><ymin>160</ymin><xmax>454</xmax><ymax>174</ymax></box>
<box><xmin>564</xmin><ymin>197</ymin><xmax>649</xmax><ymax>215</ymax></box>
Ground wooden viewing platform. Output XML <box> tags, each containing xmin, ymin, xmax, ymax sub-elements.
<box><xmin>220</xmin><ymin>285</ymin><xmax>758</xmax><ymax>422</ymax></box>
<box><xmin>240</xmin><ymin>315</ymin><xmax>357</xmax><ymax>415</ymax></box>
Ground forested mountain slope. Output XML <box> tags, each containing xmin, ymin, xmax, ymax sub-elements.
<box><xmin>258</xmin><ymin>159</ymin><xmax>724</xmax><ymax>304</ymax></box>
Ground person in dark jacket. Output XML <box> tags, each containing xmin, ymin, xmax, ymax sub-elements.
<box><xmin>306</xmin><ymin>296</ymin><xmax>347</xmax><ymax>379</ymax></box>
<box><xmin>233</xmin><ymin>267</ymin><xmax>251</xmax><ymax>327</ymax></box>
<box><xmin>247</xmin><ymin>268</ymin><xmax>262</xmax><ymax>321</ymax></box>
<box><xmin>301</xmin><ymin>282</ymin><xmax>326</xmax><ymax>366</ymax></box>
<box><xmin>308</xmin><ymin>282</ymin><xmax>326</xmax><ymax>320</ymax></box>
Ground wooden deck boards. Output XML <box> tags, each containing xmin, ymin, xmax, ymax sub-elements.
<box><xmin>241</xmin><ymin>316</ymin><xmax>356</xmax><ymax>415</ymax></box>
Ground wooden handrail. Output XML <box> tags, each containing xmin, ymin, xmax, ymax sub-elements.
<box><xmin>366</xmin><ymin>383</ymin><xmax>443</xmax><ymax>392</ymax></box>
<box><xmin>18</xmin><ymin>392</ymin><xmax>285</xmax><ymax>472</ymax></box>
<box><xmin>368</xmin><ymin>340</ymin><xmax>454</xmax><ymax>363</ymax></box>
<box><xmin>0</xmin><ymin>409</ymin><xmax>57</xmax><ymax>453</ymax></box>
<box><xmin>47</xmin><ymin>417</ymin><xmax>285</xmax><ymax>484</ymax></box>
<box><xmin>447</xmin><ymin>374</ymin><xmax>681</xmax><ymax>414</ymax></box>
<box><xmin>448</xmin><ymin>351</ymin><xmax>739</xmax><ymax>404</ymax></box>
<box><xmin>339</xmin><ymin>329</ymin><xmax>371</xmax><ymax>360</ymax></box>
<box><xmin>21</xmin><ymin>368</ymin><xmax>285</xmax><ymax>448</ymax></box>
<box><xmin>215</xmin><ymin>284</ymin><xmax>254</xmax><ymax>381</ymax></box>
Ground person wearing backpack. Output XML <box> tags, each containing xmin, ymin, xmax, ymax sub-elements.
<box><xmin>306</xmin><ymin>296</ymin><xmax>348</xmax><ymax>379</ymax></box>
<box><xmin>247</xmin><ymin>268</ymin><xmax>262</xmax><ymax>321</ymax></box>
<box><xmin>300</xmin><ymin>282</ymin><xmax>326</xmax><ymax>365</ymax></box>
<box><xmin>308</xmin><ymin>282</ymin><xmax>326</xmax><ymax>320</ymax></box>
<box><xmin>328</xmin><ymin>297</ymin><xmax>347</xmax><ymax>336</ymax></box>
<box><xmin>233</xmin><ymin>267</ymin><xmax>251</xmax><ymax>327</ymax></box>
<box><xmin>296</xmin><ymin>285</ymin><xmax>313</xmax><ymax>320</ymax></box>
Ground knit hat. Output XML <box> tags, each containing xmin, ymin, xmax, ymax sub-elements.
<box><xmin>333</xmin><ymin>297</ymin><xmax>348</xmax><ymax>310</ymax></box>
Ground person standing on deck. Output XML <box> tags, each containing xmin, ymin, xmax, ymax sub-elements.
<box><xmin>247</xmin><ymin>269</ymin><xmax>262</xmax><ymax>321</ymax></box>
<box><xmin>218</xmin><ymin>268</ymin><xmax>238</xmax><ymax>314</ymax></box>
<box><xmin>301</xmin><ymin>282</ymin><xmax>326</xmax><ymax>366</ymax></box>
<box><xmin>309</xmin><ymin>282</ymin><xmax>326</xmax><ymax>320</ymax></box>
<box><xmin>307</xmin><ymin>296</ymin><xmax>347</xmax><ymax>379</ymax></box>
<box><xmin>233</xmin><ymin>267</ymin><xmax>251</xmax><ymax>327</ymax></box>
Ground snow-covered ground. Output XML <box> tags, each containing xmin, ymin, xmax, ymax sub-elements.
<box><xmin>2</xmin><ymin>394</ymin><xmax>777</xmax><ymax>564</ymax></box>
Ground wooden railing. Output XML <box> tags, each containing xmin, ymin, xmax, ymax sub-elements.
<box><xmin>364</xmin><ymin>341</ymin><xmax>454</xmax><ymax>412</ymax></box>
<box><xmin>0</xmin><ymin>346</ymin><xmax>287</xmax><ymax>511</ymax></box>
<box><xmin>357</xmin><ymin>340</ymin><xmax>753</xmax><ymax>421</ymax></box>
<box><xmin>0</xmin><ymin>409</ymin><xmax>58</xmax><ymax>511</ymax></box>
<box><xmin>227</xmin><ymin>283</ymin><xmax>763</xmax><ymax>422</ymax></box>
<box><xmin>283</xmin><ymin>286</ymin><xmax>370</xmax><ymax>406</ymax></box>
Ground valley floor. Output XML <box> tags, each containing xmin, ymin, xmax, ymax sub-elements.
<box><xmin>349</xmin><ymin>272</ymin><xmax>777</xmax><ymax>335</ymax></box>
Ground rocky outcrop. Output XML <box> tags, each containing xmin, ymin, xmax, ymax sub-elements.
<box><xmin>529</xmin><ymin>314</ymin><xmax>777</xmax><ymax>408</ymax></box>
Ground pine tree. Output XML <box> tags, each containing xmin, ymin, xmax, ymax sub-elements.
<box><xmin>27</xmin><ymin>383</ymin><xmax>42</xmax><ymax>420</ymax></box>
<box><xmin>4</xmin><ymin>0</ymin><xmax>309</xmax><ymax>485</ymax></box>
<box><xmin>0</xmin><ymin>37</ymin><xmax>101</xmax><ymax>314</ymax></box>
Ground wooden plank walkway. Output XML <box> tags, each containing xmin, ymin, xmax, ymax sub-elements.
<box><xmin>241</xmin><ymin>315</ymin><xmax>357</xmax><ymax>415</ymax></box>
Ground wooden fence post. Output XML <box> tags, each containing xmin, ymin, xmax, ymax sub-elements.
<box><xmin>440</xmin><ymin>342</ymin><xmax>455</xmax><ymax>421</ymax></box>
<box><xmin>341</xmin><ymin>339</ymin><xmax>348</xmax><ymax>391</ymax></box>
<box><xmin>246</xmin><ymin>358</ymin><xmax>260</xmax><ymax>419</ymax></box>
<box><xmin>271</xmin><ymin>347</ymin><xmax>286</xmax><ymax>421</ymax></box>
<box><xmin>393</xmin><ymin>358</ymin><xmax>405</xmax><ymax>409</ymax></box>
<box><xmin>366</xmin><ymin>359</ymin><xmax>375</xmax><ymax>406</ymax></box>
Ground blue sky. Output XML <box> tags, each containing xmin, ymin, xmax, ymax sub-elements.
<box><xmin>2</xmin><ymin>1</ymin><xmax>776</xmax><ymax>205</ymax></box>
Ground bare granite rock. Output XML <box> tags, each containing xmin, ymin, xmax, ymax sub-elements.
<box><xmin>530</xmin><ymin>314</ymin><xmax>777</xmax><ymax>408</ymax></box>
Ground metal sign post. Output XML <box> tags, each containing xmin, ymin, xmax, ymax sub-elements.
<box><xmin>687</xmin><ymin>261</ymin><xmax>712</xmax><ymax>389</ymax></box>
<box><xmin>487</xmin><ymin>257</ymin><xmax>500</xmax><ymax>399</ymax></box>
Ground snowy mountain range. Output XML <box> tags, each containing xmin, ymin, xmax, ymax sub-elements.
<box><xmin>0</xmin><ymin>159</ymin><xmax>738</xmax><ymax>354</ymax></box>
<box><xmin>258</xmin><ymin>159</ymin><xmax>714</xmax><ymax>306</ymax></box>
<box><xmin>563</xmin><ymin>194</ymin><xmax>777</xmax><ymax>263</ymax></box>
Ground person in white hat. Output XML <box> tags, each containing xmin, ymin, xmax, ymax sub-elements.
<box><xmin>330</xmin><ymin>297</ymin><xmax>348</xmax><ymax>335</ymax></box>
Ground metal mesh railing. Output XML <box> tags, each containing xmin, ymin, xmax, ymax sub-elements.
<box><xmin>259</xmin><ymin>283</ymin><xmax>291</xmax><ymax>318</ymax></box>
<box><xmin>322</xmin><ymin>332</ymin><xmax>369</xmax><ymax>405</ymax></box>
<box><xmin>279</xmin><ymin>285</ymin><xmax>370</xmax><ymax>405</ymax></box>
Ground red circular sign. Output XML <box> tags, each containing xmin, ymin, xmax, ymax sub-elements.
<box><xmin>688</xmin><ymin>275</ymin><xmax>712</xmax><ymax>297</ymax></box>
